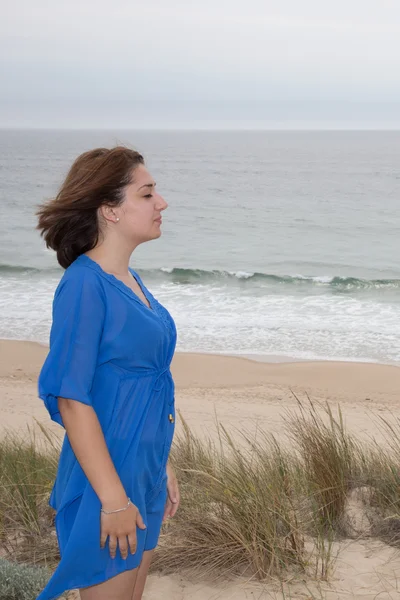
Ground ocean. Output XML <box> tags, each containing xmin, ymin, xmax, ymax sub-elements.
<box><xmin>0</xmin><ymin>129</ymin><xmax>399</xmax><ymax>364</ymax></box>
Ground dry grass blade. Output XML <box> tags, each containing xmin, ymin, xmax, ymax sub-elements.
<box><xmin>283</xmin><ymin>394</ymin><xmax>360</xmax><ymax>531</ymax></box>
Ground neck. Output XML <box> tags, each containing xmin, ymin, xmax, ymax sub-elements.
<box><xmin>85</xmin><ymin>238</ymin><xmax>138</xmax><ymax>276</ymax></box>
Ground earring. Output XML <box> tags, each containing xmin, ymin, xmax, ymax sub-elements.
<box><xmin>115</xmin><ymin>217</ymin><xmax>120</xmax><ymax>222</ymax></box>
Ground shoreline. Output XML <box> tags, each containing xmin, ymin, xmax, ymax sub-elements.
<box><xmin>186</xmin><ymin>349</ymin><xmax>400</xmax><ymax>368</ymax></box>
<box><xmin>1</xmin><ymin>336</ymin><xmax>398</xmax><ymax>368</ymax></box>
<box><xmin>3</xmin><ymin>338</ymin><xmax>400</xmax><ymax>381</ymax></box>
<box><xmin>2</xmin><ymin>338</ymin><xmax>400</xmax><ymax>391</ymax></box>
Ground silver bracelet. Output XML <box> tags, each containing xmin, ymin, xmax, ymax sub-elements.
<box><xmin>101</xmin><ymin>497</ymin><xmax>131</xmax><ymax>515</ymax></box>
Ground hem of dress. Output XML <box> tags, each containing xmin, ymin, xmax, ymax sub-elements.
<box><xmin>38</xmin><ymin>556</ymin><xmax>143</xmax><ymax>600</ymax></box>
<box><xmin>143</xmin><ymin>542</ymin><xmax>159</xmax><ymax>552</ymax></box>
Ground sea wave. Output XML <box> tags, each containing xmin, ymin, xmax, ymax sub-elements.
<box><xmin>142</xmin><ymin>267</ymin><xmax>400</xmax><ymax>290</ymax></box>
<box><xmin>1</xmin><ymin>263</ymin><xmax>398</xmax><ymax>291</ymax></box>
<box><xmin>0</xmin><ymin>263</ymin><xmax>61</xmax><ymax>275</ymax></box>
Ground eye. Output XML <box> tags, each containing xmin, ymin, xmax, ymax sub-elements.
<box><xmin>144</xmin><ymin>194</ymin><xmax>153</xmax><ymax>199</ymax></box>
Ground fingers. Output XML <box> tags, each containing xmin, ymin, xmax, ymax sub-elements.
<box><xmin>104</xmin><ymin>532</ymin><xmax>137</xmax><ymax>559</ymax></box>
<box><xmin>167</xmin><ymin>480</ymin><xmax>178</xmax><ymax>503</ymax></box>
<box><xmin>108</xmin><ymin>534</ymin><xmax>118</xmax><ymax>559</ymax></box>
<box><xmin>118</xmin><ymin>535</ymin><xmax>129</xmax><ymax>560</ymax></box>
<box><xmin>163</xmin><ymin>493</ymin><xmax>180</xmax><ymax>521</ymax></box>
<box><xmin>165</xmin><ymin>479</ymin><xmax>180</xmax><ymax>520</ymax></box>
<box><xmin>100</xmin><ymin>531</ymin><xmax>108</xmax><ymax>550</ymax></box>
<box><xmin>136</xmin><ymin>511</ymin><xmax>147</xmax><ymax>530</ymax></box>
<box><xmin>127</xmin><ymin>530</ymin><xmax>137</xmax><ymax>555</ymax></box>
<box><xmin>169</xmin><ymin>496</ymin><xmax>180</xmax><ymax>518</ymax></box>
<box><xmin>163</xmin><ymin>497</ymin><xmax>173</xmax><ymax>521</ymax></box>
<box><xmin>102</xmin><ymin>530</ymin><xmax>137</xmax><ymax>558</ymax></box>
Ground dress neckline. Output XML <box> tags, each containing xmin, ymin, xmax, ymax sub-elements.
<box><xmin>77</xmin><ymin>254</ymin><xmax>154</xmax><ymax>312</ymax></box>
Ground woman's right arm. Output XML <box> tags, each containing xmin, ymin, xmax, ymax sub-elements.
<box><xmin>58</xmin><ymin>399</ymin><xmax>146</xmax><ymax>559</ymax></box>
<box><xmin>58</xmin><ymin>399</ymin><xmax>127</xmax><ymax>509</ymax></box>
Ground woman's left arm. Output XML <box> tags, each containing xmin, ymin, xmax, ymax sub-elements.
<box><xmin>163</xmin><ymin>461</ymin><xmax>180</xmax><ymax>521</ymax></box>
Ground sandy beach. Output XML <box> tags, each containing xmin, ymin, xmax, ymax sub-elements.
<box><xmin>2</xmin><ymin>338</ymin><xmax>400</xmax><ymax>446</ymax></box>
<box><xmin>2</xmin><ymin>338</ymin><xmax>400</xmax><ymax>598</ymax></box>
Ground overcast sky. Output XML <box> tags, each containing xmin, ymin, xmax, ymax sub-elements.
<box><xmin>1</xmin><ymin>0</ymin><xmax>400</xmax><ymax>129</ymax></box>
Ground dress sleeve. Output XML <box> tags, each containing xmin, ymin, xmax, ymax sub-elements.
<box><xmin>38</xmin><ymin>269</ymin><xmax>106</xmax><ymax>428</ymax></box>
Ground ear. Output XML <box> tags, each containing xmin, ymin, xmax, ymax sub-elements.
<box><xmin>99</xmin><ymin>204</ymin><xmax>119</xmax><ymax>224</ymax></box>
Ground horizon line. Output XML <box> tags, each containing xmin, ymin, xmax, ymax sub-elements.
<box><xmin>1</xmin><ymin>125</ymin><xmax>400</xmax><ymax>132</ymax></box>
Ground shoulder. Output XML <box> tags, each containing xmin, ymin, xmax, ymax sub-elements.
<box><xmin>55</xmin><ymin>257</ymin><xmax>106</xmax><ymax>303</ymax></box>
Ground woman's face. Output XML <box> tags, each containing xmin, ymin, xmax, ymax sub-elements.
<box><xmin>112</xmin><ymin>164</ymin><xmax>168</xmax><ymax>245</ymax></box>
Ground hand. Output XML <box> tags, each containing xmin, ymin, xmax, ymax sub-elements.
<box><xmin>100</xmin><ymin>498</ymin><xmax>146</xmax><ymax>559</ymax></box>
<box><xmin>163</xmin><ymin>462</ymin><xmax>180</xmax><ymax>522</ymax></box>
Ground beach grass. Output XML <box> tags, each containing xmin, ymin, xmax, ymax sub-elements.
<box><xmin>1</xmin><ymin>401</ymin><xmax>400</xmax><ymax>587</ymax></box>
<box><xmin>155</xmin><ymin>412</ymin><xmax>307</xmax><ymax>580</ymax></box>
<box><xmin>0</xmin><ymin>423</ymin><xmax>61</xmax><ymax>567</ymax></box>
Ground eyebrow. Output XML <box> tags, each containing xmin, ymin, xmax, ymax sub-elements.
<box><xmin>138</xmin><ymin>182</ymin><xmax>156</xmax><ymax>191</ymax></box>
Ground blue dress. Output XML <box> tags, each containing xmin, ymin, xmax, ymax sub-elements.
<box><xmin>36</xmin><ymin>254</ymin><xmax>177</xmax><ymax>600</ymax></box>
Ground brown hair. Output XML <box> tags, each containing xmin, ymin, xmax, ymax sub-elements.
<box><xmin>36</xmin><ymin>146</ymin><xmax>144</xmax><ymax>269</ymax></box>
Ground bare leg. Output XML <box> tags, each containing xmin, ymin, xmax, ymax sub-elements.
<box><xmin>131</xmin><ymin>549</ymin><xmax>155</xmax><ymax>600</ymax></box>
<box><xmin>79</xmin><ymin>566</ymin><xmax>139</xmax><ymax>600</ymax></box>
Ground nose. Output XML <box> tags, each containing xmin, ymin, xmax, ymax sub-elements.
<box><xmin>156</xmin><ymin>192</ymin><xmax>168</xmax><ymax>211</ymax></box>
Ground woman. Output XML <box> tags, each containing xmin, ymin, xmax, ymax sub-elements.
<box><xmin>36</xmin><ymin>146</ymin><xmax>180</xmax><ymax>600</ymax></box>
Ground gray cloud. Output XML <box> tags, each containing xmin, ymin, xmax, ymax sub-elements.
<box><xmin>1</xmin><ymin>0</ymin><xmax>400</xmax><ymax>128</ymax></box>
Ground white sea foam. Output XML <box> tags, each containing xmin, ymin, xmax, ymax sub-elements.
<box><xmin>228</xmin><ymin>271</ymin><xmax>255</xmax><ymax>279</ymax></box>
<box><xmin>1</xmin><ymin>273</ymin><xmax>400</xmax><ymax>363</ymax></box>
<box><xmin>292</xmin><ymin>274</ymin><xmax>334</xmax><ymax>284</ymax></box>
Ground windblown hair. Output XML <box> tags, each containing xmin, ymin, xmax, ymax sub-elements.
<box><xmin>36</xmin><ymin>146</ymin><xmax>144</xmax><ymax>268</ymax></box>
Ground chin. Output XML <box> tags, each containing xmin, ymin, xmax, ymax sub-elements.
<box><xmin>146</xmin><ymin>230</ymin><xmax>162</xmax><ymax>242</ymax></box>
